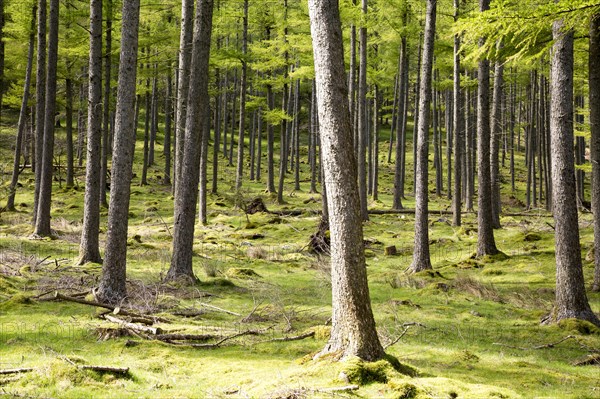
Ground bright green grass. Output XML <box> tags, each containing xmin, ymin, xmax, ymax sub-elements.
<box><xmin>1</xmin><ymin>116</ymin><xmax>599</xmax><ymax>398</ymax></box>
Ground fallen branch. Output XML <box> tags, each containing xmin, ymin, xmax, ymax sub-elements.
<box><xmin>312</xmin><ymin>385</ymin><xmax>360</xmax><ymax>393</ymax></box>
<box><xmin>572</xmin><ymin>354</ymin><xmax>600</xmax><ymax>366</ymax></box>
<box><xmin>0</xmin><ymin>368</ymin><xmax>34</xmax><ymax>375</ymax></box>
<box><xmin>265</xmin><ymin>331</ymin><xmax>315</xmax><ymax>342</ymax></box>
<box><xmin>103</xmin><ymin>315</ymin><xmax>163</xmax><ymax>335</ymax></box>
<box><xmin>155</xmin><ymin>333</ymin><xmax>216</xmax><ymax>342</ymax></box>
<box><xmin>384</xmin><ymin>322</ymin><xmax>427</xmax><ymax>350</ymax></box>
<box><xmin>197</xmin><ymin>302</ymin><xmax>241</xmax><ymax>316</ymax></box>
<box><xmin>79</xmin><ymin>365</ymin><xmax>129</xmax><ymax>375</ymax></box>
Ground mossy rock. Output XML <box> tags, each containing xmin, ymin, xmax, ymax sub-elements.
<box><xmin>226</xmin><ymin>268</ymin><xmax>261</xmax><ymax>279</ymax></box>
<box><xmin>558</xmin><ymin>318</ymin><xmax>600</xmax><ymax>335</ymax></box>
<box><xmin>524</xmin><ymin>232</ymin><xmax>542</xmax><ymax>242</ymax></box>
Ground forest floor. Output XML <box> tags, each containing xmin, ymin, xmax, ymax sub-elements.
<box><xmin>0</xmin><ymin>119</ymin><xmax>599</xmax><ymax>399</ymax></box>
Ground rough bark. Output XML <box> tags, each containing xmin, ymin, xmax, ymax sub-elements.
<box><xmin>100</xmin><ymin>0</ymin><xmax>112</xmax><ymax>208</ymax></box>
<box><xmin>167</xmin><ymin>0</ymin><xmax>215</xmax><ymax>282</ymax></box>
<box><xmin>591</xmin><ymin>13</ymin><xmax>600</xmax><ymax>292</ymax></box>
<box><xmin>476</xmin><ymin>0</ymin><xmax>499</xmax><ymax>257</ymax></box>
<box><xmin>164</xmin><ymin>67</ymin><xmax>173</xmax><ymax>186</ymax></box>
<box><xmin>6</xmin><ymin>6</ymin><xmax>35</xmax><ymax>211</ymax></box>
<box><xmin>78</xmin><ymin>0</ymin><xmax>103</xmax><ymax>265</ymax></box>
<box><xmin>32</xmin><ymin>0</ymin><xmax>46</xmax><ymax>225</ymax></box>
<box><xmin>174</xmin><ymin>0</ymin><xmax>194</xmax><ymax>190</ymax></box>
<box><xmin>95</xmin><ymin>0</ymin><xmax>141</xmax><ymax>305</ymax></box>
<box><xmin>356</xmin><ymin>0</ymin><xmax>369</xmax><ymax>221</ymax></box>
<box><xmin>308</xmin><ymin>0</ymin><xmax>385</xmax><ymax>361</ymax></box>
<box><xmin>65</xmin><ymin>77</ymin><xmax>74</xmax><ymax>188</ymax></box>
<box><xmin>33</xmin><ymin>0</ymin><xmax>59</xmax><ymax>237</ymax></box>
<box><xmin>550</xmin><ymin>16</ymin><xmax>599</xmax><ymax>325</ymax></box>
<box><xmin>410</xmin><ymin>0</ymin><xmax>437</xmax><ymax>273</ymax></box>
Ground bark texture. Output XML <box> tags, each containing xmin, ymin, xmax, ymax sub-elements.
<box><xmin>550</xmin><ymin>18</ymin><xmax>599</xmax><ymax>325</ymax></box>
<box><xmin>410</xmin><ymin>0</ymin><xmax>437</xmax><ymax>272</ymax></box>
<box><xmin>96</xmin><ymin>0</ymin><xmax>141</xmax><ymax>305</ymax></box>
<box><xmin>78</xmin><ymin>0</ymin><xmax>103</xmax><ymax>265</ymax></box>
<box><xmin>167</xmin><ymin>0</ymin><xmax>215</xmax><ymax>281</ymax></box>
<box><xmin>591</xmin><ymin>13</ymin><xmax>600</xmax><ymax>292</ymax></box>
<box><xmin>308</xmin><ymin>0</ymin><xmax>385</xmax><ymax>361</ymax></box>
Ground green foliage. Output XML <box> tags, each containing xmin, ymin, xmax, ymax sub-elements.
<box><xmin>558</xmin><ymin>319</ymin><xmax>600</xmax><ymax>335</ymax></box>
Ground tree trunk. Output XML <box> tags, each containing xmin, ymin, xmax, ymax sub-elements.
<box><xmin>356</xmin><ymin>0</ymin><xmax>369</xmax><ymax>221</ymax></box>
<box><xmin>371</xmin><ymin>85</ymin><xmax>379</xmax><ymax>201</ymax></box>
<box><xmin>475</xmin><ymin>0</ymin><xmax>498</xmax><ymax>257</ymax></box>
<box><xmin>6</xmin><ymin>5</ymin><xmax>36</xmax><ymax>211</ymax></box>
<box><xmin>174</xmin><ymin>0</ymin><xmax>194</xmax><ymax>191</ymax></box>
<box><xmin>392</xmin><ymin>37</ymin><xmax>407</xmax><ymax>210</ymax></box>
<box><xmin>140</xmin><ymin>86</ymin><xmax>150</xmax><ymax>186</ymax></box>
<box><xmin>77</xmin><ymin>79</ymin><xmax>85</xmax><ymax>167</ymax></box>
<box><xmin>100</xmin><ymin>0</ymin><xmax>112</xmax><ymax>208</ymax></box>
<box><xmin>167</xmin><ymin>0</ymin><xmax>215</xmax><ymax>282</ymax></box>
<box><xmin>33</xmin><ymin>0</ymin><xmax>59</xmax><ymax>237</ymax></box>
<box><xmin>412</xmin><ymin>37</ymin><xmax>422</xmax><ymax>195</ymax></box>
<box><xmin>308</xmin><ymin>0</ymin><xmax>385</xmax><ymax>361</ymax></box>
<box><xmin>266</xmin><ymin>84</ymin><xmax>276</xmax><ymax>193</ymax></box>
<box><xmin>96</xmin><ymin>0</ymin><xmax>141</xmax><ymax>305</ymax></box>
<box><xmin>164</xmin><ymin>67</ymin><xmax>173</xmax><ymax>186</ymax></box>
<box><xmin>410</xmin><ymin>0</ymin><xmax>436</xmax><ymax>272</ymax></box>
<box><xmin>78</xmin><ymin>0</ymin><xmax>103</xmax><ymax>265</ymax></box>
<box><xmin>148</xmin><ymin>74</ymin><xmax>158</xmax><ymax>167</ymax></box>
<box><xmin>550</xmin><ymin>15</ymin><xmax>599</xmax><ymax>325</ymax></box>
<box><xmin>452</xmin><ymin>0</ymin><xmax>462</xmax><ymax>226</ymax></box>
<box><xmin>234</xmin><ymin>0</ymin><xmax>248</xmax><ymax>191</ymax></box>
<box><xmin>32</xmin><ymin>0</ymin><xmax>46</xmax><ymax>225</ymax></box>
<box><xmin>211</xmin><ymin>69</ymin><xmax>221</xmax><ymax>193</ymax></box>
<box><xmin>490</xmin><ymin>57</ymin><xmax>503</xmax><ymax>228</ymax></box>
<box><xmin>65</xmin><ymin>77</ymin><xmax>74</xmax><ymax>188</ymax></box>
<box><xmin>590</xmin><ymin>13</ymin><xmax>600</xmax><ymax>292</ymax></box>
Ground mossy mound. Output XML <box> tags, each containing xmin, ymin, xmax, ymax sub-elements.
<box><xmin>479</xmin><ymin>252</ymin><xmax>509</xmax><ymax>263</ymax></box>
<box><xmin>558</xmin><ymin>318</ymin><xmax>600</xmax><ymax>335</ymax></box>
<box><xmin>225</xmin><ymin>268</ymin><xmax>261</xmax><ymax>279</ymax></box>
<box><xmin>524</xmin><ymin>232</ymin><xmax>542</xmax><ymax>242</ymax></box>
<box><xmin>388</xmin><ymin>380</ymin><xmax>420</xmax><ymax>399</ymax></box>
<box><xmin>415</xmin><ymin>270</ymin><xmax>444</xmax><ymax>279</ymax></box>
<box><xmin>341</xmin><ymin>355</ymin><xmax>418</xmax><ymax>386</ymax></box>
<box><xmin>0</xmin><ymin>294</ymin><xmax>33</xmax><ymax>310</ymax></box>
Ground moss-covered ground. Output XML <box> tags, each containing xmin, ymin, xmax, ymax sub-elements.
<box><xmin>0</xmin><ymin>113</ymin><xmax>599</xmax><ymax>398</ymax></box>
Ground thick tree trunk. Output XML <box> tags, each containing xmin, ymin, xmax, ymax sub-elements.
<box><xmin>6</xmin><ymin>6</ymin><xmax>36</xmax><ymax>211</ymax></box>
<box><xmin>174</xmin><ymin>0</ymin><xmax>194</xmax><ymax>191</ymax></box>
<box><xmin>308</xmin><ymin>0</ymin><xmax>385</xmax><ymax>361</ymax></box>
<box><xmin>410</xmin><ymin>0</ymin><xmax>436</xmax><ymax>273</ymax></box>
<box><xmin>96</xmin><ymin>0</ymin><xmax>141</xmax><ymax>305</ymax></box>
<box><xmin>475</xmin><ymin>0</ymin><xmax>498</xmax><ymax>257</ymax></box>
<box><xmin>550</xmin><ymin>16</ymin><xmax>599</xmax><ymax>325</ymax></box>
<box><xmin>32</xmin><ymin>0</ymin><xmax>46</xmax><ymax>225</ymax></box>
<box><xmin>591</xmin><ymin>13</ymin><xmax>600</xmax><ymax>292</ymax></box>
<box><xmin>78</xmin><ymin>0</ymin><xmax>103</xmax><ymax>265</ymax></box>
<box><xmin>167</xmin><ymin>0</ymin><xmax>215</xmax><ymax>282</ymax></box>
<box><xmin>33</xmin><ymin>0</ymin><xmax>59</xmax><ymax>237</ymax></box>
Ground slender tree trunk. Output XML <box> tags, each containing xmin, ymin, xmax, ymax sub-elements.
<box><xmin>96</xmin><ymin>0</ymin><xmax>141</xmax><ymax>305</ymax></box>
<box><xmin>234</xmin><ymin>0</ymin><xmax>248</xmax><ymax>191</ymax></box>
<box><xmin>6</xmin><ymin>6</ymin><xmax>36</xmax><ymax>211</ymax></box>
<box><xmin>590</xmin><ymin>13</ymin><xmax>600</xmax><ymax>292</ymax></box>
<box><xmin>356</xmin><ymin>0</ymin><xmax>369</xmax><ymax>220</ymax></box>
<box><xmin>33</xmin><ymin>0</ymin><xmax>46</xmax><ymax>225</ymax></box>
<box><xmin>77</xmin><ymin>80</ymin><xmax>85</xmax><ymax>167</ymax></box>
<box><xmin>490</xmin><ymin>57</ymin><xmax>503</xmax><ymax>228</ymax></box>
<box><xmin>78</xmin><ymin>0</ymin><xmax>103</xmax><ymax>265</ymax></box>
<box><xmin>256</xmin><ymin>105</ymin><xmax>263</xmax><ymax>181</ymax></box>
<box><xmin>392</xmin><ymin>37</ymin><xmax>407</xmax><ymax>210</ymax></box>
<box><xmin>140</xmin><ymin>86</ymin><xmax>150</xmax><ymax>186</ymax></box>
<box><xmin>452</xmin><ymin>0</ymin><xmax>462</xmax><ymax>226</ymax></box>
<box><xmin>410</xmin><ymin>0</ymin><xmax>436</xmax><ymax>272</ymax></box>
<box><xmin>550</xmin><ymin>15</ymin><xmax>599</xmax><ymax>325</ymax></box>
<box><xmin>266</xmin><ymin>84</ymin><xmax>276</xmax><ymax>193</ymax></box>
<box><xmin>211</xmin><ymin>69</ymin><xmax>220</xmax><ymax>193</ymax></box>
<box><xmin>433</xmin><ymin>79</ymin><xmax>441</xmax><ymax>196</ymax></box>
<box><xmin>34</xmin><ymin>0</ymin><xmax>59</xmax><ymax>237</ymax></box>
<box><xmin>277</xmin><ymin>83</ymin><xmax>289</xmax><ymax>204</ymax></box>
<box><xmin>164</xmin><ymin>67</ymin><xmax>173</xmax><ymax>186</ymax></box>
<box><xmin>148</xmin><ymin>74</ymin><xmax>158</xmax><ymax>167</ymax></box>
<box><xmin>308</xmin><ymin>0</ymin><xmax>385</xmax><ymax>361</ymax></box>
<box><xmin>65</xmin><ymin>77</ymin><xmax>75</xmax><ymax>188</ymax></box>
<box><xmin>100</xmin><ymin>0</ymin><xmax>112</xmax><ymax>208</ymax></box>
<box><xmin>475</xmin><ymin>0</ymin><xmax>499</xmax><ymax>257</ymax></box>
<box><xmin>167</xmin><ymin>0</ymin><xmax>215</xmax><ymax>282</ymax></box>
<box><xmin>174</xmin><ymin>0</ymin><xmax>194</xmax><ymax>191</ymax></box>
<box><xmin>310</xmin><ymin>80</ymin><xmax>318</xmax><ymax>193</ymax></box>
<box><xmin>372</xmin><ymin>85</ymin><xmax>379</xmax><ymax>200</ymax></box>
<box><xmin>412</xmin><ymin>37</ymin><xmax>422</xmax><ymax>195</ymax></box>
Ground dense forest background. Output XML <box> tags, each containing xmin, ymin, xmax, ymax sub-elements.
<box><xmin>0</xmin><ymin>0</ymin><xmax>599</xmax><ymax>398</ymax></box>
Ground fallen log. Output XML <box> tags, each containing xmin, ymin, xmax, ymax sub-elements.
<box><xmin>266</xmin><ymin>331</ymin><xmax>315</xmax><ymax>342</ymax></box>
<box><xmin>103</xmin><ymin>315</ymin><xmax>163</xmax><ymax>335</ymax></box>
<box><xmin>155</xmin><ymin>333</ymin><xmax>216</xmax><ymax>342</ymax></box>
<box><xmin>0</xmin><ymin>368</ymin><xmax>34</xmax><ymax>375</ymax></box>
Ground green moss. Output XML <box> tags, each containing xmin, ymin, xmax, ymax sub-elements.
<box><xmin>558</xmin><ymin>318</ymin><xmax>600</xmax><ymax>335</ymax></box>
<box><xmin>482</xmin><ymin>268</ymin><xmax>504</xmax><ymax>276</ymax></box>
<box><xmin>388</xmin><ymin>380</ymin><xmax>419</xmax><ymax>399</ymax></box>
<box><xmin>0</xmin><ymin>293</ymin><xmax>33</xmax><ymax>310</ymax></box>
<box><xmin>341</xmin><ymin>357</ymin><xmax>391</xmax><ymax>385</ymax></box>
<box><xmin>524</xmin><ymin>232</ymin><xmax>542</xmax><ymax>242</ymax></box>
<box><xmin>226</xmin><ymin>268</ymin><xmax>261</xmax><ymax>278</ymax></box>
